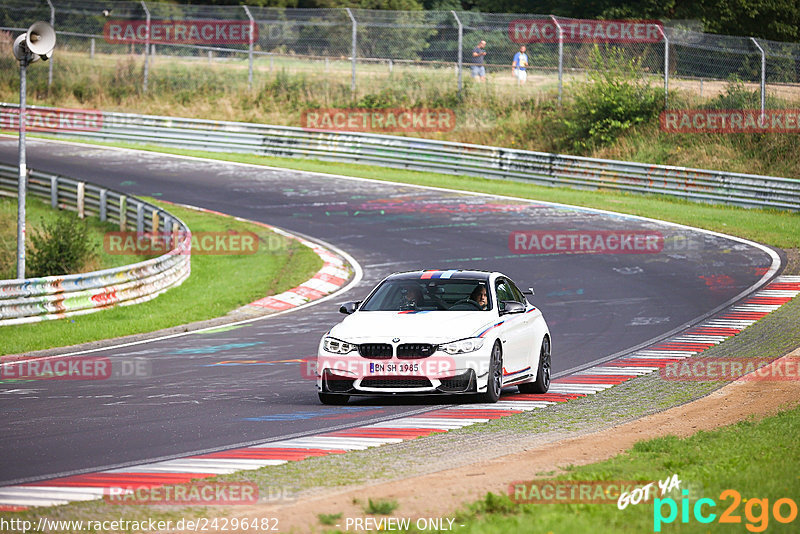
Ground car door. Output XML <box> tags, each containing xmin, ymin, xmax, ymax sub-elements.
<box><xmin>495</xmin><ymin>278</ymin><xmax>529</xmax><ymax>378</ymax></box>
<box><xmin>508</xmin><ymin>279</ymin><xmax>539</xmax><ymax>367</ymax></box>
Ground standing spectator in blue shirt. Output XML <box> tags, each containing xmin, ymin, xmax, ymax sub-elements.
<box><xmin>512</xmin><ymin>45</ymin><xmax>529</xmax><ymax>85</ymax></box>
<box><xmin>471</xmin><ymin>40</ymin><xmax>487</xmax><ymax>82</ymax></box>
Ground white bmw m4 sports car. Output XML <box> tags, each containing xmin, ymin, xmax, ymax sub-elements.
<box><xmin>316</xmin><ymin>270</ymin><xmax>551</xmax><ymax>405</ymax></box>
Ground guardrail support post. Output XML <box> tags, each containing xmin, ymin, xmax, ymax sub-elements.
<box><xmin>151</xmin><ymin>210</ymin><xmax>159</xmax><ymax>233</ymax></box>
<box><xmin>550</xmin><ymin>15</ymin><xmax>563</xmax><ymax>107</ymax></box>
<box><xmin>345</xmin><ymin>8</ymin><xmax>357</xmax><ymax>93</ymax></box>
<box><xmin>136</xmin><ymin>202</ymin><xmax>144</xmax><ymax>233</ymax></box>
<box><xmin>140</xmin><ymin>1</ymin><xmax>151</xmax><ymax>93</ymax></box>
<box><xmin>750</xmin><ymin>37</ymin><xmax>766</xmax><ymax>121</ymax></box>
<box><xmin>77</xmin><ymin>181</ymin><xmax>85</xmax><ymax>219</ymax></box>
<box><xmin>99</xmin><ymin>188</ymin><xmax>107</xmax><ymax>222</ymax></box>
<box><xmin>451</xmin><ymin>11</ymin><xmax>463</xmax><ymax>94</ymax></box>
<box><xmin>50</xmin><ymin>176</ymin><xmax>58</xmax><ymax>209</ymax></box>
<box><xmin>243</xmin><ymin>5</ymin><xmax>255</xmax><ymax>89</ymax></box>
<box><xmin>120</xmin><ymin>195</ymin><xmax>127</xmax><ymax>231</ymax></box>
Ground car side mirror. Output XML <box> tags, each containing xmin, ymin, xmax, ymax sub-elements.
<box><xmin>339</xmin><ymin>301</ymin><xmax>360</xmax><ymax>315</ymax></box>
<box><xmin>500</xmin><ymin>301</ymin><xmax>525</xmax><ymax>315</ymax></box>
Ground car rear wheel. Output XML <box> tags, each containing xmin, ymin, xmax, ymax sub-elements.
<box><xmin>481</xmin><ymin>341</ymin><xmax>503</xmax><ymax>403</ymax></box>
<box><xmin>519</xmin><ymin>336</ymin><xmax>550</xmax><ymax>394</ymax></box>
<box><xmin>318</xmin><ymin>392</ymin><xmax>350</xmax><ymax>405</ymax></box>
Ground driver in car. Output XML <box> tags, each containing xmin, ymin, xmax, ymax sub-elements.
<box><xmin>469</xmin><ymin>285</ymin><xmax>489</xmax><ymax>310</ymax></box>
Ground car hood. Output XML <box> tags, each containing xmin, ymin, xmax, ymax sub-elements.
<box><xmin>329</xmin><ymin>310</ymin><xmax>499</xmax><ymax>342</ymax></box>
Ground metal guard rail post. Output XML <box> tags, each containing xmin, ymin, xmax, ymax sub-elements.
<box><xmin>1</xmin><ymin>104</ymin><xmax>799</xmax><ymax>212</ymax></box>
<box><xmin>0</xmin><ymin>161</ymin><xmax>191</xmax><ymax>326</ymax></box>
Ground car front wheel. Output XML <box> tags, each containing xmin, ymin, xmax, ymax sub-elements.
<box><xmin>481</xmin><ymin>341</ymin><xmax>503</xmax><ymax>403</ymax></box>
<box><xmin>519</xmin><ymin>336</ymin><xmax>550</xmax><ymax>394</ymax></box>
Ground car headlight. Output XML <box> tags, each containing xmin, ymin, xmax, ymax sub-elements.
<box><xmin>440</xmin><ymin>337</ymin><xmax>485</xmax><ymax>355</ymax></box>
<box><xmin>323</xmin><ymin>337</ymin><xmax>357</xmax><ymax>354</ymax></box>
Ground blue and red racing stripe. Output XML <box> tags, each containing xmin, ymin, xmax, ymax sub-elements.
<box><xmin>420</xmin><ymin>270</ymin><xmax>458</xmax><ymax>280</ymax></box>
<box><xmin>503</xmin><ymin>366</ymin><xmax>531</xmax><ymax>377</ymax></box>
<box><xmin>477</xmin><ymin>321</ymin><xmax>505</xmax><ymax>338</ymax></box>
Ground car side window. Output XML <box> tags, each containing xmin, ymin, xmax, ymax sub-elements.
<box><xmin>508</xmin><ymin>280</ymin><xmax>526</xmax><ymax>304</ymax></box>
<box><xmin>495</xmin><ymin>280</ymin><xmax>513</xmax><ymax>310</ymax></box>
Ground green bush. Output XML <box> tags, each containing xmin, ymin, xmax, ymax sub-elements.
<box><xmin>553</xmin><ymin>46</ymin><xmax>662</xmax><ymax>154</ymax></box>
<box><xmin>27</xmin><ymin>212</ymin><xmax>97</xmax><ymax>278</ymax></box>
<box><xmin>708</xmin><ymin>77</ymin><xmax>761</xmax><ymax>110</ymax></box>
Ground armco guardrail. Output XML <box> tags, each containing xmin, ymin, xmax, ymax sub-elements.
<box><xmin>0</xmin><ymin>162</ymin><xmax>190</xmax><ymax>326</ymax></box>
<box><xmin>2</xmin><ymin>104</ymin><xmax>799</xmax><ymax>210</ymax></box>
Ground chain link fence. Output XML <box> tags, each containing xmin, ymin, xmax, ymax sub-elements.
<box><xmin>2</xmin><ymin>1</ymin><xmax>799</xmax><ymax>110</ymax></box>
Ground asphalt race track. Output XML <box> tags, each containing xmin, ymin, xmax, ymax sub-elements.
<box><xmin>0</xmin><ymin>138</ymin><xmax>779</xmax><ymax>485</ymax></box>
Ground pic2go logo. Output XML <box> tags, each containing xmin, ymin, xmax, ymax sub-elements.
<box><xmin>654</xmin><ymin>489</ymin><xmax>798</xmax><ymax>532</ymax></box>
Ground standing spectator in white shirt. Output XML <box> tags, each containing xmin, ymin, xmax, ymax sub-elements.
<box><xmin>512</xmin><ymin>45</ymin><xmax>529</xmax><ymax>85</ymax></box>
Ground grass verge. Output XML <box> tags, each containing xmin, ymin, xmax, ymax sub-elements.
<box><xmin>0</xmin><ymin>198</ymin><xmax>322</xmax><ymax>356</ymax></box>
<box><xmin>448</xmin><ymin>404</ymin><xmax>800</xmax><ymax>534</ymax></box>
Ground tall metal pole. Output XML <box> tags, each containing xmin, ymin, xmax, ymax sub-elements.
<box><xmin>46</xmin><ymin>0</ymin><xmax>54</xmax><ymax>88</ymax></box>
<box><xmin>659</xmin><ymin>26</ymin><xmax>669</xmax><ymax>109</ymax></box>
<box><xmin>141</xmin><ymin>0</ymin><xmax>150</xmax><ymax>93</ymax></box>
<box><xmin>345</xmin><ymin>8</ymin><xmax>357</xmax><ymax>93</ymax></box>
<box><xmin>243</xmin><ymin>5</ymin><xmax>255</xmax><ymax>89</ymax></box>
<box><xmin>17</xmin><ymin>58</ymin><xmax>28</xmax><ymax>279</ymax></box>
<box><xmin>550</xmin><ymin>15</ymin><xmax>563</xmax><ymax>106</ymax></box>
<box><xmin>451</xmin><ymin>11</ymin><xmax>463</xmax><ymax>94</ymax></box>
<box><xmin>750</xmin><ymin>37</ymin><xmax>766</xmax><ymax>121</ymax></box>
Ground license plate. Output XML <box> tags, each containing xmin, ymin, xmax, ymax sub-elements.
<box><xmin>369</xmin><ymin>362</ymin><xmax>420</xmax><ymax>374</ymax></box>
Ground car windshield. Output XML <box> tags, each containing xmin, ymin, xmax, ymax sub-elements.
<box><xmin>360</xmin><ymin>279</ymin><xmax>492</xmax><ymax>311</ymax></box>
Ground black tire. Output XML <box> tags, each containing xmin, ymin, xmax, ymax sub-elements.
<box><xmin>519</xmin><ymin>336</ymin><xmax>551</xmax><ymax>394</ymax></box>
<box><xmin>318</xmin><ymin>392</ymin><xmax>350</xmax><ymax>405</ymax></box>
<box><xmin>480</xmin><ymin>342</ymin><xmax>503</xmax><ymax>403</ymax></box>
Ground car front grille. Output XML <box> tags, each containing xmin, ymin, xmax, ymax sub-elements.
<box><xmin>396</xmin><ymin>343</ymin><xmax>437</xmax><ymax>359</ymax></box>
<box><xmin>360</xmin><ymin>376</ymin><xmax>432</xmax><ymax>389</ymax></box>
<box><xmin>358</xmin><ymin>343</ymin><xmax>393</xmax><ymax>359</ymax></box>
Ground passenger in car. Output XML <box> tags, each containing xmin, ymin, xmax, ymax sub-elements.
<box><xmin>400</xmin><ymin>285</ymin><xmax>425</xmax><ymax>310</ymax></box>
